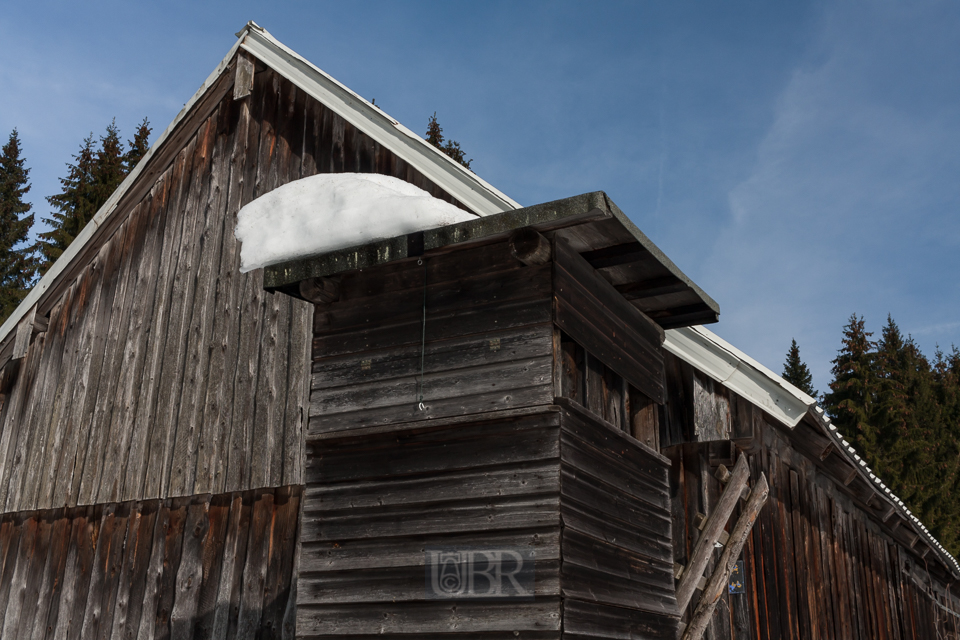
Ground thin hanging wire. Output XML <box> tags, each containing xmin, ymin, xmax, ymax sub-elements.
<box><xmin>417</xmin><ymin>257</ymin><xmax>427</xmax><ymax>410</ymax></box>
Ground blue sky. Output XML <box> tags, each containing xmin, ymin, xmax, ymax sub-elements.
<box><xmin>2</xmin><ymin>1</ymin><xmax>958</xmax><ymax>391</ymax></box>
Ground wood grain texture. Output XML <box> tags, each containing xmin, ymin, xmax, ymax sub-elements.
<box><xmin>0</xmin><ymin>486</ymin><xmax>299</xmax><ymax>640</ymax></box>
<box><xmin>664</xmin><ymin>380</ymin><xmax>960</xmax><ymax>638</ymax></box>
<box><xmin>0</xmin><ymin>60</ymin><xmax>469</xmax><ymax>512</ymax></box>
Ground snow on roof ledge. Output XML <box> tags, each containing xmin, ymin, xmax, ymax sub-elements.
<box><xmin>663</xmin><ymin>325</ymin><xmax>817</xmax><ymax>428</ymax></box>
<box><xmin>235</xmin><ymin>174</ymin><xmax>476</xmax><ymax>272</ymax></box>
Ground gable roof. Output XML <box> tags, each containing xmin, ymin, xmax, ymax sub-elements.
<box><xmin>0</xmin><ymin>21</ymin><xmax>520</xmax><ymax>362</ymax></box>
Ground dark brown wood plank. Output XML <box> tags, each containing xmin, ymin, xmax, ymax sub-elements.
<box><xmin>170</xmin><ymin>500</ymin><xmax>211</xmax><ymax>640</ymax></box>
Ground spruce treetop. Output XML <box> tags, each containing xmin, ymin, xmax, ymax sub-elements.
<box><xmin>782</xmin><ymin>338</ymin><xmax>818</xmax><ymax>397</ymax></box>
<box><xmin>425</xmin><ymin>113</ymin><xmax>473</xmax><ymax>170</ymax></box>
<box><xmin>0</xmin><ymin>129</ymin><xmax>36</xmax><ymax>322</ymax></box>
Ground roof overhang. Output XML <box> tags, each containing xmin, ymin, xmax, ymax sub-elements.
<box><xmin>264</xmin><ymin>191</ymin><xmax>721</xmax><ymax>330</ymax></box>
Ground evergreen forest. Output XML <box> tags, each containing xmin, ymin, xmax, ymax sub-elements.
<box><xmin>786</xmin><ymin>322</ymin><xmax>960</xmax><ymax>556</ymax></box>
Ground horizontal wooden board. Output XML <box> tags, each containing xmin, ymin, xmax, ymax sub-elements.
<box><xmin>296</xmin><ymin>600</ymin><xmax>562</xmax><ymax>636</ymax></box>
<box><xmin>553</xmin><ymin>238</ymin><xmax>665</xmax><ymax>404</ymax></box>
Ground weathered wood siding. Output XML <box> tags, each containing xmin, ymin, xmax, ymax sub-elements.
<box><xmin>664</xmin><ymin>363</ymin><xmax>960</xmax><ymax>639</ymax></box>
<box><xmin>558</xmin><ymin>400</ymin><xmax>679</xmax><ymax>639</ymax></box>
<box><xmin>0</xmin><ymin>486</ymin><xmax>299</xmax><ymax>639</ymax></box>
<box><xmin>299</xmin><ymin>409</ymin><xmax>563</xmax><ymax>638</ymax></box>
<box><xmin>0</xmin><ymin>60</ymin><xmax>468</xmax><ymax>513</ymax></box>
<box><xmin>300</xmin><ymin>234</ymin><xmax>678</xmax><ymax>637</ymax></box>
<box><xmin>309</xmin><ymin>241</ymin><xmax>555</xmax><ymax>436</ymax></box>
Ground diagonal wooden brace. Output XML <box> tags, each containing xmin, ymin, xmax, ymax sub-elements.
<box><xmin>681</xmin><ymin>472</ymin><xmax>770</xmax><ymax>640</ymax></box>
<box><xmin>675</xmin><ymin>453</ymin><xmax>750</xmax><ymax>611</ymax></box>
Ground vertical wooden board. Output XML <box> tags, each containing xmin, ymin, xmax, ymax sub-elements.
<box><xmin>193</xmin><ymin>495</ymin><xmax>230</xmax><ymax>640</ymax></box>
<box><xmin>60</xmin><ymin>227</ymin><xmax>129</xmax><ymax>509</ymax></box>
<box><xmin>236</xmin><ymin>491</ymin><xmax>274</xmax><ymax>638</ymax></box>
<box><xmin>77</xmin><ymin>208</ymin><xmax>150</xmax><ymax>507</ymax></box>
<box><xmin>120</xmin><ymin>173</ymin><xmax>175</xmax><ymax>502</ymax></box>
<box><xmin>190</xmin><ymin>100</ymin><xmax>242</xmax><ymax>497</ymax></box>
<box><xmin>9</xmin><ymin>270</ymin><xmax>90</xmax><ymax>511</ymax></box>
<box><xmin>268</xmin><ymin>299</ymin><xmax>293</xmax><ymax>489</ymax></box>
<box><xmin>753</xmin><ymin>450</ymin><xmax>782</xmax><ymax>638</ymax></box>
<box><xmin>156</xmin><ymin>114</ymin><xmax>219</xmax><ymax>499</ymax></box>
<box><xmin>30</xmin><ymin>271</ymin><xmax>96</xmax><ymax>511</ymax></box>
<box><xmin>0</xmin><ymin>516</ymin><xmax>24</xmax><ymax>630</ymax></box>
<box><xmin>170</xmin><ymin>500</ymin><xmax>211</xmax><ymax>640</ymax></box>
<box><xmin>54</xmin><ymin>509</ymin><xmax>97</xmax><ymax>640</ymax></box>
<box><xmin>11</xmin><ymin>515</ymin><xmax>53</xmax><ymax>640</ymax></box>
<box><xmin>114</xmin><ymin>501</ymin><xmax>160</xmax><ymax>640</ymax></box>
<box><xmin>169</xmin><ymin>102</ymin><xmax>233</xmax><ymax>499</ymax></box>
<box><xmin>0</xmin><ymin>315</ymin><xmax>50</xmax><ymax>511</ymax></box>
<box><xmin>248</xmin><ymin>72</ymin><xmax>285</xmax><ymax>491</ymax></box>
<box><xmin>788</xmin><ymin>470</ymin><xmax>813</xmax><ymax>640</ymax></box>
<box><xmin>259</xmin><ymin>489</ymin><xmax>298</xmax><ymax>639</ymax></box>
<box><xmin>196</xmin><ymin>97</ymin><xmax>250</xmax><ymax>496</ymax></box>
<box><xmin>138</xmin><ymin>128</ymin><xmax>205</xmax><ymax>499</ymax></box>
<box><xmin>693</xmin><ymin>371</ymin><xmax>732</xmax><ymax>442</ymax></box>
<box><xmin>110</xmin><ymin>185</ymin><xmax>168</xmax><ymax>502</ymax></box>
<box><xmin>76</xmin><ymin>505</ymin><xmax>120</xmax><ymax>639</ymax></box>
<box><xmin>103</xmin><ymin>505</ymin><xmax>141</xmax><ymax>639</ymax></box>
<box><xmin>28</xmin><ymin>512</ymin><xmax>70</xmax><ymax>640</ymax></box>
<box><xmin>282</xmin><ymin>299</ymin><xmax>310</xmax><ymax>486</ymax></box>
<box><xmin>225</xmin><ymin>69</ymin><xmax>268</xmax><ymax>494</ymax></box>
<box><xmin>91</xmin><ymin>200</ymin><xmax>167</xmax><ymax>505</ymax></box>
<box><xmin>133</xmin><ymin>502</ymin><xmax>171</xmax><ymax>640</ymax></box>
<box><xmin>133</xmin><ymin>139</ymin><xmax>199</xmax><ymax>501</ymax></box>
<box><xmin>250</xmin><ymin>289</ymin><xmax>281</xmax><ymax>489</ymax></box>
<box><xmin>0</xmin><ymin>516</ymin><xmax>38</xmax><ymax>637</ymax></box>
<box><xmin>153</xmin><ymin>501</ymin><xmax>188</xmax><ymax>636</ymax></box>
<box><xmin>225</xmin><ymin>493</ymin><xmax>254</xmax><ymax>640</ymax></box>
<box><xmin>211</xmin><ymin>493</ymin><xmax>245</xmax><ymax>640</ymax></box>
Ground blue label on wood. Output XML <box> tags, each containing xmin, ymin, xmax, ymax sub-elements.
<box><xmin>728</xmin><ymin>559</ymin><xmax>745</xmax><ymax>594</ymax></box>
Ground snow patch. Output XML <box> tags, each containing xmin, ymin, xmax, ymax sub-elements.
<box><xmin>235</xmin><ymin>173</ymin><xmax>477</xmax><ymax>272</ymax></box>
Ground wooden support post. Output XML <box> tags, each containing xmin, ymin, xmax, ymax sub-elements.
<box><xmin>508</xmin><ymin>228</ymin><xmax>552</xmax><ymax>266</ymax></box>
<box><xmin>682</xmin><ymin>473</ymin><xmax>770</xmax><ymax>640</ymax></box>
<box><xmin>675</xmin><ymin>453</ymin><xmax>750</xmax><ymax>611</ymax></box>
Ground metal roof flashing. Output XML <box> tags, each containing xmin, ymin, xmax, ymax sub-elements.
<box><xmin>664</xmin><ymin>324</ymin><xmax>960</xmax><ymax>578</ymax></box>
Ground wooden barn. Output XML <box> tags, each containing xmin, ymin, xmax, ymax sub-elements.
<box><xmin>0</xmin><ymin>22</ymin><xmax>957</xmax><ymax>639</ymax></box>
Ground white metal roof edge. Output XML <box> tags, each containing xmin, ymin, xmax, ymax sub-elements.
<box><xmin>663</xmin><ymin>324</ymin><xmax>960</xmax><ymax>576</ymax></box>
<box><xmin>0</xmin><ymin>26</ymin><xmax>250</xmax><ymax>348</ymax></box>
<box><xmin>239</xmin><ymin>26</ymin><xmax>521</xmax><ymax>217</ymax></box>
<box><xmin>663</xmin><ymin>325</ymin><xmax>815</xmax><ymax>427</ymax></box>
<box><xmin>0</xmin><ymin>21</ymin><xmax>522</xmax><ymax>349</ymax></box>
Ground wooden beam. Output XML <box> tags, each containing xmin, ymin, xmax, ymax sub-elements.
<box><xmin>508</xmin><ymin>228</ymin><xmax>552</xmax><ymax>266</ymax></box>
<box><xmin>12</xmin><ymin>305</ymin><xmax>36</xmax><ymax>360</ymax></box>
<box><xmin>580</xmin><ymin>241</ymin><xmax>649</xmax><ymax>269</ymax></box>
<box><xmin>683</xmin><ymin>472</ymin><xmax>770</xmax><ymax>640</ymax></box>
<box><xmin>233</xmin><ymin>51</ymin><xmax>255</xmax><ymax>100</ymax></box>
<box><xmin>299</xmin><ymin>276</ymin><xmax>340</xmax><ymax>304</ymax></box>
<box><xmin>615</xmin><ymin>276</ymin><xmax>688</xmax><ymax>300</ymax></box>
<box><xmin>675</xmin><ymin>453</ymin><xmax>750</xmax><ymax>611</ymax></box>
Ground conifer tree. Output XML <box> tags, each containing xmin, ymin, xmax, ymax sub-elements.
<box><xmin>124</xmin><ymin>118</ymin><xmax>151</xmax><ymax>173</ymax></box>
<box><xmin>36</xmin><ymin>119</ymin><xmax>145</xmax><ymax>273</ymax></box>
<box><xmin>782</xmin><ymin>338</ymin><xmax>817</xmax><ymax>397</ymax></box>
<box><xmin>425</xmin><ymin>113</ymin><xmax>473</xmax><ymax>170</ymax></box>
<box><xmin>0</xmin><ymin>130</ymin><xmax>36</xmax><ymax>323</ymax></box>
<box><xmin>823</xmin><ymin>314</ymin><xmax>878</xmax><ymax>456</ymax></box>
